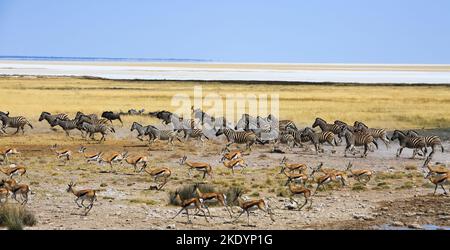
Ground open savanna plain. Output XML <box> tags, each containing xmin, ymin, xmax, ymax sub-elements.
<box><xmin>0</xmin><ymin>76</ymin><xmax>450</xmax><ymax>230</ymax></box>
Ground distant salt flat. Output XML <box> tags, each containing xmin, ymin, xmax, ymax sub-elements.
<box><xmin>1</xmin><ymin>61</ymin><xmax>450</xmax><ymax>84</ymax></box>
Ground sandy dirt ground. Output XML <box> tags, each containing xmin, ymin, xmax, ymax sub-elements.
<box><xmin>1</xmin><ymin>118</ymin><xmax>449</xmax><ymax>230</ymax></box>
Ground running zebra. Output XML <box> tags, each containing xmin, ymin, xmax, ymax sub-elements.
<box><xmin>38</xmin><ymin>111</ymin><xmax>69</xmax><ymax>127</ymax></box>
<box><xmin>180</xmin><ymin>128</ymin><xmax>210</xmax><ymax>143</ymax></box>
<box><xmin>274</xmin><ymin>131</ymin><xmax>299</xmax><ymax>151</ymax></box>
<box><xmin>75</xmin><ymin>111</ymin><xmax>98</xmax><ymax>121</ymax></box>
<box><xmin>191</xmin><ymin>107</ymin><xmax>231</xmax><ymax>130</ymax></box>
<box><xmin>301</xmin><ymin>127</ymin><xmax>337</xmax><ymax>154</ymax></box>
<box><xmin>338</xmin><ymin>125</ymin><xmax>378</xmax><ymax>158</ymax></box>
<box><xmin>0</xmin><ymin>113</ymin><xmax>33</xmax><ymax>135</ymax></box>
<box><xmin>334</xmin><ymin>120</ymin><xmax>355</xmax><ymax>132</ymax></box>
<box><xmin>131</xmin><ymin>122</ymin><xmax>154</xmax><ymax>141</ymax></box>
<box><xmin>405</xmin><ymin>130</ymin><xmax>444</xmax><ymax>159</ymax></box>
<box><xmin>267</xmin><ymin>114</ymin><xmax>297</xmax><ymax>131</ymax></box>
<box><xmin>50</xmin><ymin>117</ymin><xmax>83</xmax><ymax>138</ymax></box>
<box><xmin>353</xmin><ymin>121</ymin><xmax>390</xmax><ymax>148</ymax></box>
<box><xmin>390</xmin><ymin>130</ymin><xmax>427</xmax><ymax>159</ymax></box>
<box><xmin>215</xmin><ymin>128</ymin><xmax>264</xmax><ymax>151</ymax></box>
<box><xmin>312</xmin><ymin>117</ymin><xmax>342</xmax><ymax>135</ymax></box>
<box><xmin>235</xmin><ymin>114</ymin><xmax>260</xmax><ymax>131</ymax></box>
<box><xmin>286</xmin><ymin>127</ymin><xmax>310</xmax><ymax>147</ymax></box>
<box><xmin>144</xmin><ymin>125</ymin><xmax>182</xmax><ymax>148</ymax></box>
<box><xmin>76</xmin><ymin>114</ymin><xmax>110</xmax><ymax>126</ymax></box>
<box><xmin>79</xmin><ymin>122</ymin><xmax>115</xmax><ymax>142</ymax></box>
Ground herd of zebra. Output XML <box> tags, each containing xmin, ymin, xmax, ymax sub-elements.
<box><xmin>0</xmin><ymin>107</ymin><xmax>448</xmax><ymax>225</ymax></box>
<box><xmin>0</xmin><ymin>108</ymin><xmax>445</xmax><ymax>162</ymax></box>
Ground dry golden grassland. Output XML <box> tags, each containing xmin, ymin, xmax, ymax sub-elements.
<box><xmin>1</xmin><ymin>76</ymin><xmax>450</xmax><ymax>129</ymax></box>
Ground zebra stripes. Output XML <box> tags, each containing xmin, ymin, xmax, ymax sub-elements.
<box><xmin>353</xmin><ymin>121</ymin><xmax>390</xmax><ymax>148</ymax></box>
<box><xmin>405</xmin><ymin>130</ymin><xmax>444</xmax><ymax>158</ymax></box>
<box><xmin>338</xmin><ymin>125</ymin><xmax>378</xmax><ymax>158</ymax></box>
<box><xmin>50</xmin><ymin>117</ymin><xmax>82</xmax><ymax>137</ymax></box>
<box><xmin>39</xmin><ymin>112</ymin><xmax>69</xmax><ymax>127</ymax></box>
<box><xmin>312</xmin><ymin>118</ymin><xmax>342</xmax><ymax>135</ymax></box>
<box><xmin>80</xmin><ymin>122</ymin><xmax>115</xmax><ymax>142</ymax></box>
<box><xmin>390</xmin><ymin>130</ymin><xmax>427</xmax><ymax>159</ymax></box>
<box><xmin>301</xmin><ymin>127</ymin><xmax>336</xmax><ymax>154</ymax></box>
<box><xmin>215</xmin><ymin>128</ymin><xmax>262</xmax><ymax>151</ymax></box>
<box><xmin>0</xmin><ymin>114</ymin><xmax>33</xmax><ymax>135</ymax></box>
<box><xmin>144</xmin><ymin>125</ymin><xmax>181</xmax><ymax>147</ymax></box>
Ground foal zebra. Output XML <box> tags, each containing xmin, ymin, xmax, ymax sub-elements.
<box><xmin>338</xmin><ymin>125</ymin><xmax>378</xmax><ymax>158</ymax></box>
<box><xmin>215</xmin><ymin>128</ymin><xmax>264</xmax><ymax>151</ymax></box>
<box><xmin>390</xmin><ymin>130</ymin><xmax>427</xmax><ymax>159</ymax></box>
<box><xmin>405</xmin><ymin>130</ymin><xmax>444</xmax><ymax>159</ymax></box>
<box><xmin>39</xmin><ymin>112</ymin><xmax>69</xmax><ymax>127</ymax></box>
<box><xmin>0</xmin><ymin>114</ymin><xmax>33</xmax><ymax>135</ymax></box>
<box><xmin>353</xmin><ymin>121</ymin><xmax>390</xmax><ymax>148</ymax></box>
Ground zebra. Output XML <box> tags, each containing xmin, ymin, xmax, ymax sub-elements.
<box><xmin>191</xmin><ymin>107</ymin><xmax>231</xmax><ymax>130</ymax></box>
<box><xmin>79</xmin><ymin>122</ymin><xmax>115</xmax><ymax>142</ymax></box>
<box><xmin>50</xmin><ymin>117</ymin><xmax>84</xmax><ymax>138</ymax></box>
<box><xmin>334</xmin><ymin>120</ymin><xmax>355</xmax><ymax>132</ymax></box>
<box><xmin>390</xmin><ymin>130</ymin><xmax>427</xmax><ymax>159</ymax></box>
<box><xmin>338</xmin><ymin>125</ymin><xmax>378</xmax><ymax>158</ymax></box>
<box><xmin>144</xmin><ymin>125</ymin><xmax>182</xmax><ymax>148</ymax></box>
<box><xmin>76</xmin><ymin>114</ymin><xmax>110</xmax><ymax>126</ymax></box>
<box><xmin>266</xmin><ymin>114</ymin><xmax>297</xmax><ymax>131</ymax></box>
<box><xmin>300</xmin><ymin>127</ymin><xmax>337</xmax><ymax>154</ymax></box>
<box><xmin>285</xmin><ymin>127</ymin><xmax>310</xmax><ymax>147</ymax></box>
<box><xmin>273</xmin><ymin>131</ymin><xmax>300</xmax><ymax>151</ymax></box>
<box><xmin>312</xmin><ymin>118</ymin><xmax>342</xmax><ymax>143</ymax></box>
<box><xmin>235</xmin><ymin>114</ymin><xmax>260</xmax><ymax>131</ymax></box>
<box><xmin>405</xmin><ymin>130</ymin><xmax>444</xmax><ymax>159</ymax></box>
<box><xmin>75</xmin><ymin>111</ymin><xmax>98</xmax><ymax>121</ymax></box>
<box><xmin>180</xmin><ymin>128</ymin><xmax>210</xmax><ymax>143</ymax></box>
<box><xmin>131</xmin><ymin>122</ymin><xmax>154</xmax><ymax>141</ymax></box>
<box><xmin>38</xmin><ymin>111</ymin><xmax>69</xmax><ymax>127</ymax></box>
<box><xmin>215</xmin><ymin>128</ymin><xmax>264</xmax><ymax>151</ymax></box>
<box><xmin>0</xmin><ymin>114</ymin><xmax>33</xmax><ymax>135</ymax></box>
<box><xmin>353</xmin><ymin>121</ymin><xmax>390</xmax><ymax>148</ymax></box>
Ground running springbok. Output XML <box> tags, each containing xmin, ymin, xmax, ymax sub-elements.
<box><xmin>0</xmin><ymin>147</ymin><xmax>20</xmax><ymax>164</ymax></box>
<box><xmin>0</xmin><ymin>164</ymin><xmax>26</xmax><ymax>179</ymax></box>
<box><xmin>179</xmin><ymin>156</ymin><xmax>212</xmax><ymax>179</ymax></box>
<box><xmin>192</xmin><ymin>183</ymin><xmax>232</xmax><ymax>218</ymax></box>
<box><xmin>66</xmin><ymin>181</ymin><xmax>97</xmax><ymax>215</ymax></box>
<box><xmin>232</xmin><ymin>190</ymin><xmax>275</xmax><ymax>226</ymax></box>
<box><xmin>144</xmin><ymin>166</ymin><xmax>171</xmax><ymax>190</ymax></box>
<box><xmin>172</xmin><ymin>189</ymin><xmax>209</xmax><ymax>224</ymax></box>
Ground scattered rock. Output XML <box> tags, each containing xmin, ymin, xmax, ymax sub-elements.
<box><xmin>407</xmin><ymin>223</ymin><xmax>423</xmax><ymax>229</ymax></box>
<box><xmin>392</xmin><ymin>221</ymin><xmax>404</xmax><ymax>227</ymax></box>
<box><xmin>166</xmin><ymin>224</ymin><xmax>176</xmax><ymax>229</ymax></box>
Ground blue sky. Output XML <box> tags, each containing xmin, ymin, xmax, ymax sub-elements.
<box><xmin>0</xmin><ymin>0</ymin><xmax>449</xmax><ymax>63</ymax></box>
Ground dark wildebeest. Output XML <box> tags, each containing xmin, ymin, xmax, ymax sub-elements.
<box><xmin>149</xmin><ymin>110</ymin><xmax>176</xmax><ymax>125</ymax></box>
<box><xmin>101</xmin><ymin>111</ymin><xmax>123</xmax><ymax>126</ymax></box>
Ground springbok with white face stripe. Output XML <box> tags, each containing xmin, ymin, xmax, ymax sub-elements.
<box><xmin>220</xmin><ymin>148</ymin><xmax>243</xmax><ymax>162</ymax></box>
<box><xmin>179</xmin><ymin>156</ymin><xmax>212</xmax><ymax>179</ymax></box>
<box><xmin>66</xmin><ymin>181</ymin><xmax>97</xmax><ymax>215</ymax></box>
<box><xmin>426</xmin><ymin>174</ymin><xmax>449</xmax><ymax>195</ymax></box>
